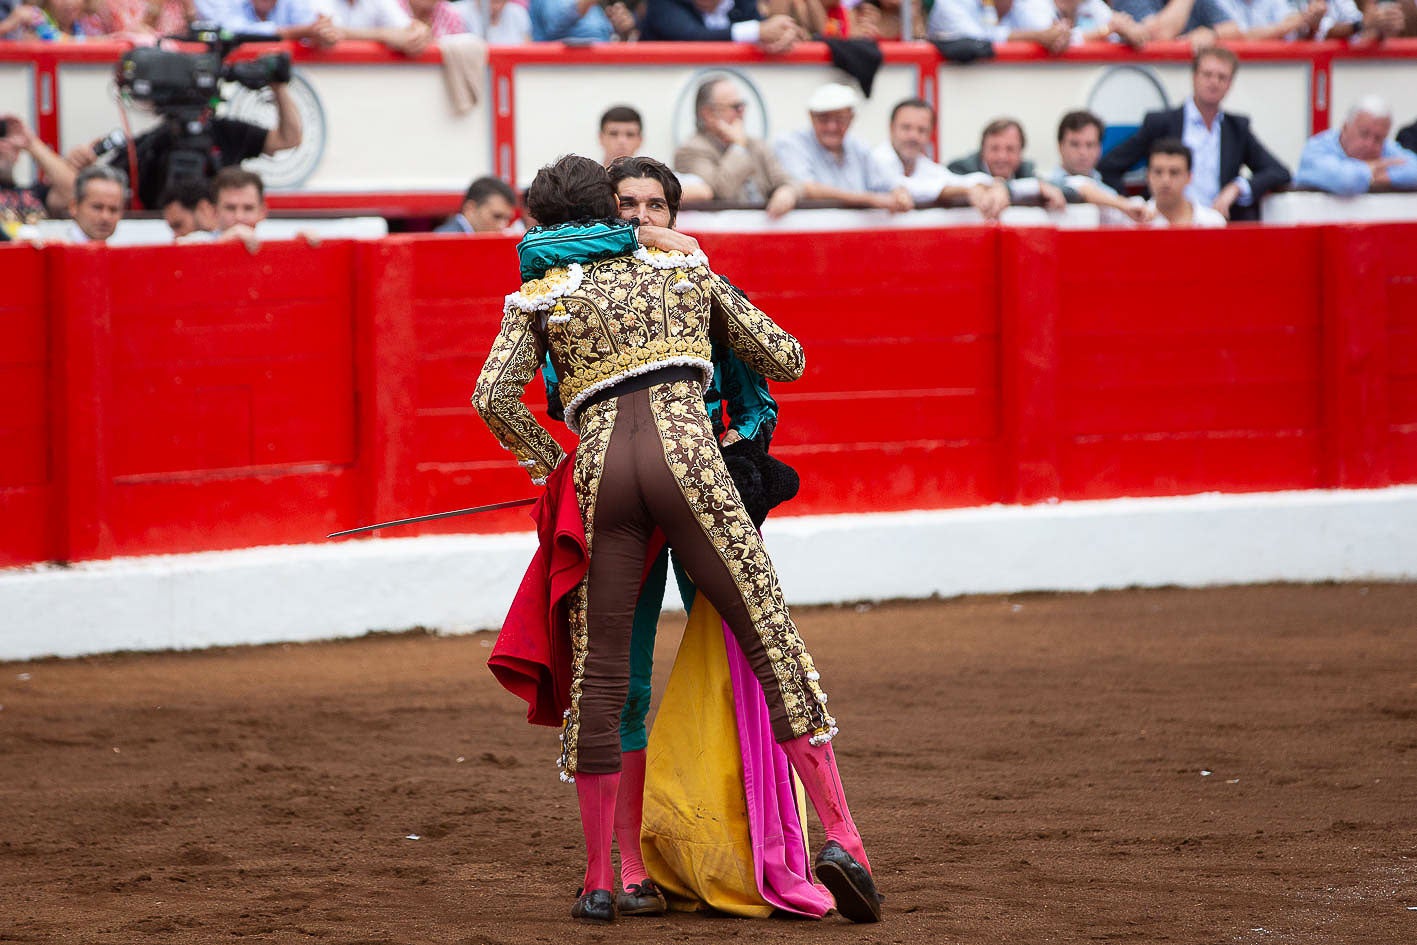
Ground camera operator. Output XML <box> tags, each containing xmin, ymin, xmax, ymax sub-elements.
<box><xmin>64</xmin><ymin>74</ymin><xmax>302</xmax><ymax>211</ymax></box>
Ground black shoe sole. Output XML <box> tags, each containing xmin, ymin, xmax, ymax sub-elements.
<box><xmin>615</xmin><ymin>899</ymin><xmax>667</xmax><ymax>916</ymax></box>
<box><xmin>816</xmin><ymin>856</ymin><xmax>882</xmax><ymax>923</ymax></box>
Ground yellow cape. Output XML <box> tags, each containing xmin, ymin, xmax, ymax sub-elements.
<box><xmin>640</xmin><ymin>592</ymin><xmax>810</xmax><ymax>917</ymax></box>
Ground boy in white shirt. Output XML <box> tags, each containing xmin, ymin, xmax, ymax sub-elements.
<box><xmin>1144</xmin><ymin>138</ymin><xmax>1226</xmax><ymax>228</ymax></box>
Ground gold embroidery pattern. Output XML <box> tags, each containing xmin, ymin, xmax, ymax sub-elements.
<box><xmin>546</xmin><ymin>257</ymin><xmax>718</xmax><ymax>428</ymax></box>
<box><xmin>648</xmin><ymin>381</ymin><xmax>835</xmax><ymax>741</ymax></box>
<box><xmin>710</xmin><ymin>276</ymin><xmax>806</xmax><ymax>383</ymax></box>
<box><xmin>472</xmin><ymin>305</ymin><xmax>564</xmax><ymax>482</ymax></box>
<box><xmin>557</xmin><ymin>396</ymin><xmax>619</xmax><ymax>780</ymax></box>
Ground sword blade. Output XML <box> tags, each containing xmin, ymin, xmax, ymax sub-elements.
<box><xmin>326</xmin><ymin>497</ymin><xmax>538</xmax><ymax>539</ymax></box>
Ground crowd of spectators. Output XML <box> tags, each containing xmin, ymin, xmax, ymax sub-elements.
<box><xmin>477</xmin><ymin>43</ymin><xmax>1407</xmax><ymax>235</ymax></box>
<box><xmin>1</xmin><ymin>0</ymin><xmax>1413</xmax><ymax>46</ymax></box>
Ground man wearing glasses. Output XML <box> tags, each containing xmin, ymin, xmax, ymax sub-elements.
<box><xmin>674</xmin><ymin>75</ymin><xmax>801</xmax><ymax>218</ymax></box>
<box><xmin>773</xmin><ymin>82</ymin><xmax>914</xmax><ymax>213</ymax></box>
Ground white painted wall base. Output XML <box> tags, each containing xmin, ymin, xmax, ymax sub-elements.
<box><xmin>4</xmin><ymin>486</ymin><xmax>1416</xmax><ymax>662</ymax></box>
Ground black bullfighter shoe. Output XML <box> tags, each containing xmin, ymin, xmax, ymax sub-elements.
<box><xmin>814</xmin><ymin>841</ymin><xmax>882</xmax><ymax>923</ymax></box>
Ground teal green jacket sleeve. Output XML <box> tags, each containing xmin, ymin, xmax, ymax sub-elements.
<box><xmin>708</xmin><ymin>340</ymin><xmax>779</xmax><ymax>447</ymax></box>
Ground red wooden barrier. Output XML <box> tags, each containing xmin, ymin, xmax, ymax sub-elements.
<box><xmin>4</xmin><ymin>222</ymin><xmax>1417</xmax><ymax>568</ymax></box>
<box><xmin>0</xmin><ymin>246</ymin><xmax>54</xmax><ymax>564</ymax></box>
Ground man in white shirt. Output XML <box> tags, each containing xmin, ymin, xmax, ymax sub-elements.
<box><xmin>1011</xmin><ymin>0</ymin><xmax>1148</xmax><ymax>45</ymax></box>
<box><xmin>1144</xmin><ymin>139</ymin><xmax>1226</xmax><ymax>227</ymax></box>
<box><xmin>870</xmin><ymin>98</ymin><xmax>1009</xmax><ymax>220</ymax></box>
<box><xmin>455</xmin><ymin>0</ymin><xmax>531</xmax><ymax>41</ymax></box>
<box><xmin>774</xmin><ymin>83</ymin><xmax>913</xmax><ymax>213</ymax></box>
<box><xmin>1221</xmin><ymin>0</ymin><xmax>1325</xmax><ymax>38</ymax></box>
<box><xmin>64</xmin><ymin>166</ymin><xmax>127</xmax><ymax>244</ymax></box>
<box><xmin>928</xmin><ymin>0</ymin><xmax>1072</xmax><ymax>53</ymax></box>
<box><xmin>313</xmin><ymin>0</ymin><xmax>433</xmax><ymax>52</ymax></box>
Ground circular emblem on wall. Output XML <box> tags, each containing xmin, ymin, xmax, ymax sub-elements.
<box><xmin>219</xmin><ymin>69</ymin><xmax>326</xmax><ymax>190</ymax></box>
<box><xmin>1085</xmin><ymin>65</ymin><xmax>1170</xmax><ymax>152</ymax></box>
<box><xmin>671</xmin><ymin>68</ymin><xmax>771</xmax><ymax>151</ymax></box>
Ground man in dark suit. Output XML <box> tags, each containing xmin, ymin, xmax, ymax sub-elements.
<box><xmin>1097</xmin><ymin>47</ymin><xmax>1290</xmax><ymax>222</ymax></box>
<box><xmin>947</xmin><ymin>117</ymin><xmax>1067</xmax><ymax>210</ymax></box>
<box><xmin>642</xmin><ymin>0</ymin><xmax>804</xmax><ymax>49</ymax></box>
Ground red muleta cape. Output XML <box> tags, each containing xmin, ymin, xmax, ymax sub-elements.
<box><xmin>487</xmin><ymin>448</ymin><xmax>668</xmax><ymax>727</ymax></box>
<box><xmin>487</xmin><ymin>452</ymin><xmax>584</xmax><ymax>727</ymax></box>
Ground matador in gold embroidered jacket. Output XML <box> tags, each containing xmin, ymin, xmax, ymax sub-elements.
<box><xmin>474</xmin><ymin>242</ymin><xmax>837</xmax><ymax>779</ymax></box>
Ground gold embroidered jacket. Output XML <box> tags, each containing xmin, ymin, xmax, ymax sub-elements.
<box><xmin>473</xmin><ymin>248</ymin><xmax>805</xmax><ymax>483</ymax></box>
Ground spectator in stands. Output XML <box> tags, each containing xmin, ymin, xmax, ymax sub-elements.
<box><xmin>871</xmin><ymin>99</ymin><xmax>1010</xmax><ymax>220</ymax></box>
<box><xmin>1295</xmin><ymin>97</ymin><xmax>1417</xmax><ymax>195</ymax></box>
<box><xmin>213</xmin><ymin>167</ymin><xmax>267</xmax><ymax>233</ymax></box>
<box><xmin>20</xmin><ymin>0</ymin><xmax>110</xmax><ymax>38</ymax></box>
<box><xmin>853</xmin><ymin>0</ymin><xmax>926</xmax><ymax>38</ymax></box>
<box><xmin>530</xmin><ymin>0</ymin><xmax>637</xmax><ymax>41</ymax></box>
<box><xmin>1046</xmin><ymin>110</ymin><xmax>1153</xmax><ymax>223</ymax></box>
<box><xmin>457</xmin><ymin>0</ymin><xmax>531</xmax><ymax>41</ymax></box>
<box><xmin>1345</xmin><ymin>0</ymin><xmax>1408</xmax><ymax>39</ymax></box>
<box><xmin>134</xmin><ymin>0</ymin><xmax>198</xmax><ymax>36</ymax></box>
<box><xmin>1097</xmin><ymin>47</ymin><xmax>1290</xmax><ymax>221</ymax></box>
<box><xmin>774</xmin><ymin>82</ymin><xmax>912</xmax><ymax>212</ymax></box>
<box><xmin>1013</xmin><ymin>0</ymin><xmax>1150</xmax><ymax>45</ymax></box>
<box><xmin>764</xmin><ymin>0</ymin><xmax>853</xmax><ymax>36</ymax></box>
<box><xmin>1220</xmin><ymin>0</ymin><xmax>1326</xmax><ymax>38</ymax></box>
<box><xmin>180</xmin><ymin>166</ymin><xmax>271</xmax><ymax>249</ymax></box>
<box><xmin>312</xmin><ymin>0</ymin><xmax>433</xmax><ymax>53</ymax></box>
<box><xmin>435</xmin><ymin>175</ymin><xmax>518</xmax><ymax>232</ymax></box>
<box><xmin>1143</xmin><ymin>138</ymin><xmax>1226</xmax><ymax>227</ymax></box>
<box><xmin>642</xmin><ymin>0</ymin><xmax>806</xmax><ymax>52</ymax></box>
<box><xmin>64</xmin><ymin>165</ymin><xmax>128</xmax><ymax>243</ymax></box>
<box><xmin>1107</xmin><ymin>0</ymin><xmax>1238</xmax><ymax>45</ymax></box>
<box><xmin>927</xmin><ymin>0</ymin><xmax>1075</xmax><ymax>53</ymax></box>
<box><xmin>0</xmin><ymin>113</ymin><xmax>74</xmax><ymax>223</ymax></box>
<box><xmin>1</xmin><ymin>2</ymin><xmax>46</xmax><ymax>36</ymax></box>
<box><xmin>596</xmin><ymin>104</ymin><xmax>713</xmax><ymax>201</ymax></box>
<box><xmin>399</xmin><ymin>0</ymin><xmax>467</xmax><ymax>34</ymax></box>
<box><xmin>599</xmin><ymin>105</ymin><xmax>643</xmax><ymax>167</ymax></box>
<box><xmin>674</xmin><ymin>75</ymin><xmax>799</xmax><ymax>217</ymax></box>
<box><xmin>947</xmin><ymin>118</ymin><xmax>1067</xmax><ymax>210</ymax></box>
<box><xmin>199</xmin><ymin>0</ymin><xmax>339</xmax><ymax>43</ymax></box>
<box><xmin>159</xmin><ymin>179</ymin><xmax>217</xmax><ymax>238</ymax></box>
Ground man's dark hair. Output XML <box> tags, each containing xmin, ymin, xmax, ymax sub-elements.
<box><xmin>1149</xmin><ymin>137</ymin><xmax>1193</xmax><ymax>171</ymax></box>
<box><xmin>74</xmin><ymin>164</ymin><xmax>130</xmax><ymax>204</ymax></box>
<box><xmin>981</xmin><ymin>117</ymin><xmax>1025</xmax><ymax>151</ymax></box>
<box><xmin>607</xmin><ymin>155</ymin><xmax>682</xmax><ymax>226</ymax></box>
<box><xmin>1057</xmin><ymin>110</ymin><xmax>1103</xmax><ymax>143</ymax></box>
<box><xmin>212</xmin><ymin>166</ymin><xmax>264</xmax><ymax>201</ymax></box>
<box><xmin>890</xmin><ymin>98</ymin><xmax>935</xmax><ymax>126</ymax></box>
<box><xmin>1193</xmin><ymin>46</ymin><xmax>1239</xmax><ymax>75</ymax></box>
<box><xmin>158</xmin><ymin>178</ymin><xmax>214</xmax><ymax>211</ymax></box>
<box><xmin>525</xmin><ymin>155</ymin><xmax>616</xmax><ymax>225</ymax></box>
<box><xmin>599</xmin><ymin>105</ymin><xmax>642</xmax><ymax>132</ymax></box>
<box><xmin>464</xmin><ymin>175</ymin><xmax>516</xmax><ymax>207</ymax></box>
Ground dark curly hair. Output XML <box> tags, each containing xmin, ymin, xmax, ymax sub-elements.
<box><xmin>607</xmin><ymin>155</ymin><xmax>682</xmax><ymax>227</ymax></box>
<box><xmin>524</xmin><ymin>155</ymin><xmax>616</xmax><ymax>226</ymax></box>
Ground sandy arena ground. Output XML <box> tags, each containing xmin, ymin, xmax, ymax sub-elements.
<box><xmin>3</xmin><ymin>583</ymin><xmax>1416</xmax><ymax>944</ymax></box>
